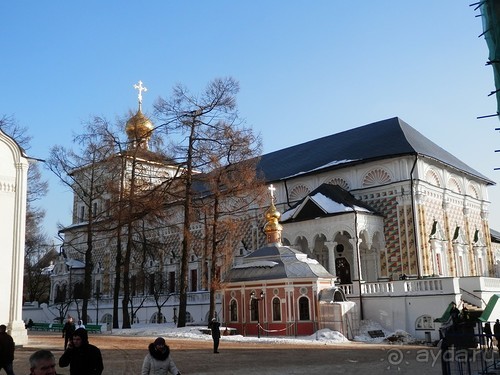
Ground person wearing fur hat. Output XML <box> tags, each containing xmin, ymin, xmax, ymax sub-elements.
<box><xmin>141</xmin><ymin>337</ymin><xmax>181</xmax><ymax>375</ymax></box>
<box><xmin>59</xmin><ymin>328</ymin><xmax>103</xmax><ymax>375</ymax></box>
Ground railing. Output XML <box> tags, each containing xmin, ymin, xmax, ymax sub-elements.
<box><xmin>340</xmin><ymin>277</ymin><xmax>460</xmax><ymax>297</ymax></box>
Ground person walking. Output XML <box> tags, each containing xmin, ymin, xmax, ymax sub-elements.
<box><xmin>59</xmin><ymin>328</ymin><xmax>103</xmax><ymax>375</ymax></box>
<box><xmin>484</xmin><ymin>322</ymin><xmax>493</xmax><ymax>349</ymax></box>
<box><xmin>0</xmin><ymin>325</ymin><xmax>15</xmax><ymax>375</ymax></box>
<box><xmin>141</xmin><ymin>337</ymin><xmax>181</xmax><ymax>375</ymax></box>
<box><xmin>209</xmin><ymin>318</ymin><xmax>221</xmax><ymax>353</ymax></box>
<box><xmin>75</xmin><ymin>320</ymin><xmax>85</xmax><ymax>330</ymax></box>
<box><xmin>62</xmin><ymin>317</ymin><xmax>75</xmax><ymax>350</ymax></box>
<box><xmin>29</xmin><ymin>350</ymin><xmax>57</xmax><ymax>375</ymax></box>
<box><xmin>494</xmin><ymin>319</ymin><xmax>500</xmax><ymax>349</ymax></box>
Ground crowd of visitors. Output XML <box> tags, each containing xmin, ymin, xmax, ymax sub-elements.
<box><xmin>1</xmin><ymin>316</ymin><xmax>184</xmax><ymax>375</ymax></box>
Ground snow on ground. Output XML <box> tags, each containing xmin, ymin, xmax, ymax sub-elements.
<box><xmin>110</xmin><ymin>320</ymin><xmax>422</xmax><ymax>346</ymax></box>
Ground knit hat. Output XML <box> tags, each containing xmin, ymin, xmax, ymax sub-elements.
<box><xmin>154</xmin><ymin>337</ymin><xmax>166</xmax><ymax>346</ymax></box>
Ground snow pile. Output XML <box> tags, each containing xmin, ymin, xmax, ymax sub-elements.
<box><xmin>109</xmin><ymin>320</ymin><xmax>421</xmax><ymax>346</ymax></box>
<box><xmin>383</xmin><ymin>329</ymin><xmax>422</xmax><ymax>345</ymax></box>
<box><xmin>353</xmin><ymin>320</ymin><xmax>421</xmax><ymax>345</ymax></box>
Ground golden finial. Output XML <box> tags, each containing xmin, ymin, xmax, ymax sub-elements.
<box><xmin>126</xmin><ymin>80</ymin><xmax>153</xmax><ymax>150</ymax></box>
<box><xmin>263</xmin><ymin>184</ymin><xmax>282</xmax><ymax>244</ymax></box>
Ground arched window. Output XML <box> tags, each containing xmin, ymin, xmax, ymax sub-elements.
<box><xmin>150</xmin><ymin>312</ymin><xmax>166</xmax><ymax>324</ymax></box>
<box><xmin>415</xmin><ymin>315</ymin><xmax>434</xmax><ymax>330</ymax></box>
<box><xmin>250</xmin><ymin>298</ymin><xmax>259</xmax><ymax>321</ymax></box>
<box><xmin>298</xmin><ymin>296</ymin><xmax>310</xmax><ymax>320</ymax></box>
<box><xmin>272</xmin><ymin>297</ymin><xmax>281</xmax><ymax>321</ymax></box>
<box><xmin>230</xmin><ymin>299</ymin><xmax>238</xmax><ymax>322</ymax></box>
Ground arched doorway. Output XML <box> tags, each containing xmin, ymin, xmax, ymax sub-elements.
<box><xmin>336</xmin><ymin>255</ymin><xmax>352</xmax><ymax>284</ymax></box>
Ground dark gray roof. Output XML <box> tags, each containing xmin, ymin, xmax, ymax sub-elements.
<box><xmin>224</xmin><ymin>244</ymin><xmax>333</xmax><ymax>283</ymax></box>
<box><xmin>491</xmin><ymin>228</ymin><xmax>500</xmax><ymax>243</ymax></box>
<box><xmin>281</xmin><ymin>184</ymin><xmax>380</xmax><ymax>223</ymax></box>
<box><xmin>257</xmin><ymin>117</ymin><xmax>493</xmax><ymax>184</ymax></box>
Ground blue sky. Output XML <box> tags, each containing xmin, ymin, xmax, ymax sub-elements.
<box><xmin>2</xmin><ymin>1</ymin><xmax>499</xmax><ymax>242</ymax></box>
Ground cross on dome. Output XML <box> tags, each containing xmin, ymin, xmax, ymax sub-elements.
<box><xmin>133</xmin><ymin>80</ymin><xmax>148</xmax><ymax>110</ymax></box>
<box><xmin>268</xmin><ymin>184</ymin><xmax>276</xmax><ymax>201</ymax></box>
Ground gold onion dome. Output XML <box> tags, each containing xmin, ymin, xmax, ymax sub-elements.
<box><xmin>263</xmin><ymin>199</ymin><xmax>283</xmax><ymax>243</ymax></box>
<box><xmin>125</xmin><ymin>109</ymin><xmax>153</xmax><ymax>141</ymax></box>
<box><xmin>126</xmin><ymin>80</ymin><xmax>153</xmax><ymax>149</ymax></box>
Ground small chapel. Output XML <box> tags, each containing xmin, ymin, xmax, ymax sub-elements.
<box><xmin>222</xmin><ymin>186</ymin><xmax>359</xmax><ymax>338</ymax></box>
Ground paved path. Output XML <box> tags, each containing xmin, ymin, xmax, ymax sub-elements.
<box><xmin>14</xmin><ymin>332</ymin><xmax>444</xmax><ymax>374</ymax></box>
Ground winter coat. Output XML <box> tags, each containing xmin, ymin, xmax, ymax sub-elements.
<box><xmin>59</xmin><ymin>329</ymin><xmax>103</xmax><ymax>375</ymax></box>
<box><xmin>141</xmin><ymin>343</ymin><xmax>180</xmax><ymax>375</ymax></box>
<box><xmin>0</xmin><ymin>332</ymin><xmax>15</xmax><ymax>364</ymax></box>
<box><xmin>62</xmin><ymin>321</ymin><xmax>75</xmax><ymax>338</ymax></box>
<box><xmin>494</xmin><ymin>322</ymin><xmax>500</xmax><ymax>339</ymax></box>
<box><xmin>209</xmin><ymin>321</ymin><xmax>221</xmax><ymax>339</ymax></box>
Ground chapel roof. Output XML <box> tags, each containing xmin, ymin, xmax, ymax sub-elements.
<box><xmin>281</xmin><ymin>183</ymin><xmax>380</xmax><ymax>223</ymax></box>
<box><xmin>224</xmin><ymin>244</ymin><xmax>333</xmax><ymax>282</ymax></box>
<box><xmin>257</xmin><ymin>117</ymin><xmax>493</xmax><ymax>184</ymax></box>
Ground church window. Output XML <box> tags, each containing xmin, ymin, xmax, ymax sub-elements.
<box><xmin>148</xmin><ymin>274</ymin><xmax>155</xmax><ymax>295</ymax></box>
<box><xmin>415</xmin><ymin>315</ymin><xmax>434</xmax><ymax>330</ymax></box>
<box><xmin>79</xmin><ymin>206</ymin><xmax>85</xmax><ymax>222</ymax></box>
<box><xmin>298</xmin><ymin>296</ymin><xmax>310</xmax><ymax>320</ymax></box>
<box><xmin>190</xmin><ymin>269</ymin><xmax>198</xmax><ymax>291</ymax></box>
<box><xmin>272</xmin><ymin>297</ymin><xmax>281</xmax><ymax>321</ymax></box>
<box><xmin>168</xmin><ymin>272</ymin><xmax>176</xmax><ymax>293</ymax></box>
<box><xmin>230</xmin><ymin>300</ymin><xmax>238</xmax><ymax>322</ymax></box>
<box><xmin>250</xmin><ymin>298</ymin><xmax>259</xmax><ymax>321</ymax></box>
<box><xmin>73</xmin><ymin>282</ymin><xmax>84</xmax><ymax>299</ymax></box>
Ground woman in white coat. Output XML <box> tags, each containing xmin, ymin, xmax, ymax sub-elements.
<box><xmin>141</xmin><ymin>337</ymin><xmax>181</xmax><ymax>375</ymax></box>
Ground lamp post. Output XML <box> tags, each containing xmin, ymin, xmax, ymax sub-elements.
<box><xmin>250</xmin><ymin>291</ymin><xmax>264</xmax><ymax>338</ymax></box>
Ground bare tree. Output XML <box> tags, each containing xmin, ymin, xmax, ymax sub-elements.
<box><xmin>196</xmin><ymin>123</ymin><xmax>265</xmax><ymax>320</ymax></box>
<box><xmin>154</xmin><ymin>77</ymin><xmax>261</xmax><ymax>327</ymax></box>
<box><xmin>47</xmin><ymin>118</ymin><xmax>119</xmax><ymax>324</ymax></box>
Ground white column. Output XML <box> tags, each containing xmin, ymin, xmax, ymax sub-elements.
<box><xmin>325</xmin><ymin>241</ymin><xmax>337</xmax><ymax>277</ymax></box>
<box><xmin>9</xmin><ymin>160</ymin><xmax>29</xmax><ymax>345</ymax></box>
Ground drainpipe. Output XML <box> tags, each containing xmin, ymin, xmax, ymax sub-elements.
<box><xmin>410</xmin><ymin>155</ymin><xmax>422</xmax><ymax>278</ymax></box>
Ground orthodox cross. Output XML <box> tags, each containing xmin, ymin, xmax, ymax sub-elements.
<box><xmin>268</xmin><ymin>184</ymin><xmax>276</xmax><ymax>201</ymax></box>
<box><xmin>133</xmin><ymin>80</ymin><xmax>148</xmax><ymax>109</ymax></box>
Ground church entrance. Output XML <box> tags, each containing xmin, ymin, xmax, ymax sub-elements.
<box><xmin>336</xmin><ymin>257</ymin><xmax>351</xmax><ymax>284</ymax></box>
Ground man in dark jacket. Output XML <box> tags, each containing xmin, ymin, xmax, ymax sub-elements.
<box><xmin>494</xmin><ymin>319</ymin><xmax>500</xmax><ymax>349</ymax></box>
<box><xmin>62</xmin><ymin>317</ymin><xmax>75</xmax><ymax>350</ymax></box>
<box><xmin>0</xmin><ymin>324</ymin><xmax>15</xmax><ymax>375</ymax></box>
<box><xmin>209</xmin><ymin>318</ymin><xmax>221</xmax><ymax>353</ymax></box>
<box><xmin>59</xmin><ymin>328</ymin><xmax>103</xmax><ymax>375</ymax></box>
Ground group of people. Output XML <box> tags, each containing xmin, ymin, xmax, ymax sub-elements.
<box><xmin>482</xmin><ymin>319</ymin><xmax>500</xmax><ymax>350</ymax></box>
<box><xmin>0</xmin><ymin>316</ymin><xmax>186</xmax><ymax>375</ymax></box>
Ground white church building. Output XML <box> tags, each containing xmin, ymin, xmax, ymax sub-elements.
<box><xmin>30</xmin><ymin>87</ymin><xmax>500</xmax><ymax>341</ymax></box>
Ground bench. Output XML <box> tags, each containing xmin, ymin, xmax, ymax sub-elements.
<box><xmin>51</xmin><ymin>323</ymin><xmax>64</xmax><ymax>332</ymax></box>
<box><xmin>30</xmin><ymin>323</ymin><xmax>52</xmax><ymax>331</ymax></box>
<box><xmin>85</xmin><ymin>324</ymin><xmax>102</xmax><ymax>333</ymax></box>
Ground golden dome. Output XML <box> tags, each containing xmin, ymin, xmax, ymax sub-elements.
<box><xmin>263</xmin><ymin>201</ymin><xmax>283</xmax><ymax>239</ymax></box>
<box><xmin>125</xmin><ymin>109</ymin><xmax>154</xmax><ymax>147</ymax></box>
